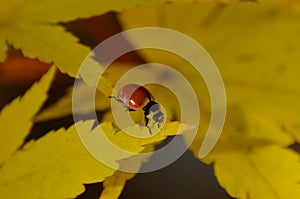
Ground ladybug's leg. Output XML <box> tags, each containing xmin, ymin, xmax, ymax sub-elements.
<box><xmin>144</xmin><ymin>116</ymin><xmax>149</xmax><ymax>126</ymax></box>
<box><xmin>146</xmin><ymin>125</ymin><xmax>152</xmax><ymax>135</ymax></box>
<box><xmin>157</xmin><ymin>122</ymin><xmax>161</xmax><ymax>129</ymax></box>
<box><xmin>144</xmin><ymin>112</ymin><xmax>152</xmax><ymax>135</ymax></box>
<box><xmin>144</xmin><ymin>117</ymin><xmax>152</xmax><ymax>135</ymax></box>
<box><xmin>109</xmin><ymin>96</ymin><xmax>123</xmax><ymax>103</ymax></box>
<box><xmin>109</xmin><ymin>96</ymin><xmax>135</xmax><ymax>112</ymax></box>
<box><xmin>124</xmin><ymin>107</ymin><xmax>135</xmax><ymax>112</ymax></box>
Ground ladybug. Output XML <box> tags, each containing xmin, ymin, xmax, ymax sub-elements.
<box><xmin>110</xmin><ymin>84</ymin><xmax>164</xmax><ymax>134</ymax></box>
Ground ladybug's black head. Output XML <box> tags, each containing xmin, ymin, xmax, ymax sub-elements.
<box><xmin>143</xmin><ymin>101</ymin><xmax>164</xmax><ymax>125</ymax></box>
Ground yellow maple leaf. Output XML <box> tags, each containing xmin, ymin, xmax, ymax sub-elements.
<box><xmin>0</xmin><ymin>66</ymin><xmax>55</xmax><ymax>164</ymax></box>
<box><xmin>99</xmin><ymin>171</ymin><xmax>136</xmax><ymax>199</ymax></box>
<box><xmin>34</xmin><ymin>82</ymin><xmax>110</xmax><ymax>122</ymax></box>
<box><xmin>118</xmin><ymin>0</ymin><xmax>300</xmax><ymax>198</ymax></box>
<box><xmin>97</xmin><ymin>121</ymin><xmax>191</xmax><ymax>199</ymax></box>
<box><xmin>99</xmin><ymin>146</ymin><xmax>154</xmax><ymax>199</ymax></box>
<box><xmin>0</xmin><ymin>66</ymin><xmax>114</xmax><ymax>198</ymax></box>
<box><xmin>0</xmin><ymin>89</ymin><xmax>192</xmax><ymax>198</ymax></box>
<box><xmin>91</xmin><ymin>120</ymin><xmax>193</xmax><ymax>199</ymax></box>
<box><xmin>0</xmin><ymin>121</ymin><xmax>115</xmax><ymax>199</ymax></box>
<box><xmin>1</xmin><ymin>116</ymin><xmax>189</xmax><ymax>198</ymax></box>
<box><xmin>78</xmin><ymin>121</ymin><xmax>193</xmax><ymax>166</ymax></box>
<box><xmin>213</xmin><ymin>146</ymin><xmax>300</xmax><ymax>199</ymax></box>
<box><xmin>0</xmin><ymin>0</ymin><xmax>204</xmax><ymax>89</ymax></box>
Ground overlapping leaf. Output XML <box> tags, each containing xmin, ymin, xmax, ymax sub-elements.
<box><xmin>0</xmin><ymin>66</ymin><xmax>55</xmax><ymax>164</ymax></box>
<box><xmin>0</xmin><ymin>76</ymin><xmax>192</xmax><ymax>199</ymax></box>
<box><xmin>34</xmin><ymin>82</ymin><xmax>110</xmax><ymax>122</ymax></box>
<box><xmin>100</xmin><ymin>171</ymin><xmax>136</xmax><ymax>199</ymax></box>
<box><xmin>213</xmin><ymin>146</ymin><xmax>300</xmax><ymax>199</ymax></box>
<box><xmin>0</xmin><ymin>0</ymin><xmax>208</xmax><ymax>88</ymax></box>
<box><xmin>0</xmin><ymin>120</ymin><xmax>192</xmax><ymax>198</ymax></box>
<box><xmin>0</xmin><ymin>121</ymin><xmax>115</xmax><ymax>199</ymax></box>
<box><xmin>99</xmin><ymin>146</ymin><xmax>154</xmax><ymax>199</ymax></box>
<box><xmin>0</xmin><ymin>67</ymin><xmax>114</xmax><ymax>198</ymax></box>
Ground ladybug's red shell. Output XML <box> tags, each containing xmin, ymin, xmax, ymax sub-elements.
<box><xmin>117</xmin><ymin>84</ymin><xmax>152</xmax><ymax>110</ymax></box>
